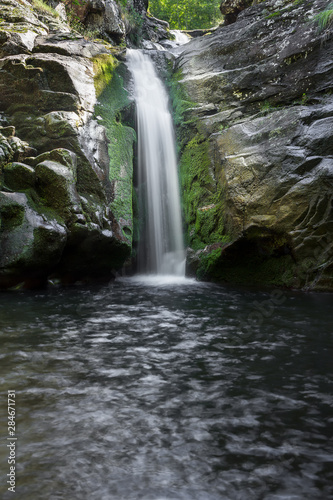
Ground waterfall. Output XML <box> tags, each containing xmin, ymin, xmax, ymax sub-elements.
<box><xmin>127</xmin><ymin>49</ymin><xmax>185</xmax><ymax>276</ymax></box>
<box><xmin>170</xmin><ymin>30</ymin><xmax>190</xmax><ymax>45</ymax></box>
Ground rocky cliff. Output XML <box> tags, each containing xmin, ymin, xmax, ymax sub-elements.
<box><xmin>1</xmin><ymin>0</ymin><xmax>332</xmax><ymax>292</ymax></box>
<box><xmin>172</xmin><ymin>0</ymin><xmax>333</xmax><ymax>291</ymax></box>
<box><xmin>0</xmin><ymin>0</ymin><xmax>137</xmax><ymax>288</ymax></box>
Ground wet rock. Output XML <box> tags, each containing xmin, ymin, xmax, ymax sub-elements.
<box><xmin>175</xmin><ymin>0</ymin><xmax>333</xmax><ymax>290</ymax></box>
<box><xmin>0</xmin><ymin>0</ymin><xmax>134</xmax><ymax>289</ymax></box>
<box><xmin>0</xmin><ymin>191</ymin><xmax>67</xmax><ymax>289</ymax></box>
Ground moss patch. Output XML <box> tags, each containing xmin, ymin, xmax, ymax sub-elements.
<box><xmin>93</xmin><ymin>58</ymin><xmax>135</xmax><ymax>245</ymax></box>
<box><xmin>93</xmin><ymin>54</ymin><xmax>118</xmax><ymax>98</ymax></box>
<box><xmin>196</xmin><ymin>232</ymin><xmax>297</xmax><ymax>287</ymax></box>
<box><xmin>0</xmin><ymin>201</ymin><xmax>25</xmax><ymax>231</ymax></box>
<box><xmin>180</xmin><ymin>133</ymin><xmax>228</xmax><ymax>250</ymax></box>
<box><xmin>196</xmin><ymin>246</ymin><xmax>223</xmax><ymax>280</ymax></box>
<box><xmin>166</xmin><ymin>67</ymin><xmax>197</xmax><ymax>150</ymax></box>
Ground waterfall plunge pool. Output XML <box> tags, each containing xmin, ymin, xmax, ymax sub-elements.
<box><xmin>1</xmin><ymin>278</ymin><xmax>332</xmax><ymax>499</ymax></box>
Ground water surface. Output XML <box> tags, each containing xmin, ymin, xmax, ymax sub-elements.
<box><xmin>0</xmin><ymin>278</ymin><xmax>332</xmax><ymax>499</ymax></box>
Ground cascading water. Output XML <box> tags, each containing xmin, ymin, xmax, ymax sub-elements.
<box><xmin>127</xmin><ymin>49</ymin><xmax>185</xmax><ymax>276</ymax></box>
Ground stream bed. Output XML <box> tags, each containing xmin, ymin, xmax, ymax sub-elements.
<box><xmin>1</xmin><ymin>277</ymin><xmax>332</xmax><ymax>499</ymax></box>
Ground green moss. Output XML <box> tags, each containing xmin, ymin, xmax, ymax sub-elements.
<box><xmin>196</xmin><ymin>231</ymin><xmax>297</xmax><ymax>287</ymax></box>
<box><xmin>93</xmin><ymin>60</ymin><xmax>135</xmax><ymax>245</ymax></box>
<box><xmin>166</xmin><ymin>68</ymin><xmax>197</xmax><ymax>150</ymax></box>
<box><xmin>31</xmin><ymin>0</ymin><xmax>59</xmax><ymax>17</ymax></box>
<box><xmin>108</xmin><ymin>122</ymin><xmax>135</xmax><ymax>233</ymax></box>
<box><xmin>93</xmin><ymin>54</ymin><xmax>118</xmax><ymax>98</ymax></box>
<box><xmin>314</xmin><ymin>2</ymin><xmax>333</xmax><ymax>31</ymax></box>
<box><xmin>0</xmin><ymin>203</ymin><xmax>25</xmax><ymax>231</ymax></box>
<box><xmin>196</xmin><ymin>247</ymin><xmax>223</xmax><ymax>280</ymax></box>
<box><xmin>265</xmin><ymin>11</ymin><xmax>281</xmax><ymax>19</ymax></box>
<box><xmin>26</xmin><ymin>190</ymin><xmax>65</xmax><ymax>227</ymax></box>
<box><xmin>167</xmin><ymin>64</ymin><xmax>233</xmax><ymax>254</ymax></box>
<box><xmin>180</xmin><ymin>133</ymin><xmax>228</xmax><ymax>250</ymax></box>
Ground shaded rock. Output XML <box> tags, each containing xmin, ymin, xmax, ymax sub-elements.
<box><xmin>220</xmin><ymin>0</ymin><xmax>253</xmax><ymax>24</ymax></box>
<box><xmin>83</xmin><ymin>0</ymin><xmax>125</xmax><ymax>42</ymax></box>
<box><xmin>174</xmin><ymin>0</ymin><xmax>333</xmax><ymax>290</ymax></box>
<box><xmin>53</xmin><ymin>219</ymin><xmax>130</xmax><ymax>284</ymax></box>
<box><xmin>0</xmin><ymin>127</ymin><xmax>36</xmax><ymax>166</ymax></box>
<box><xmin>0</xmin><ymin>191</ymin><xmax>67</xmax><ymax>289</ymax></box>
<box><xmin>142</xmin><ymin>14</ymin><xmax>169</xmax><ymax>43</ymax></box>
<box><xmin>3</xmin><ymin>162</ymin><xmax>35</xmax><ymax>191</ymax></box>
<box><xmin>35</xmin><ymin>159</ymin><xmax>80</xmax><ymax>222</ymax></box>
<box><xmin>133</xmin><ymin>0</ymin><xmax>148</xmax><ymax>13</ymax></box>
<box><xmin>0</xmin><ymin>0</ymin><xmax>135</xmax><ymax>289</ymax></box>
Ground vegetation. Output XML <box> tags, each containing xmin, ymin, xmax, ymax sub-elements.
<box><xmin>149</xmin><ymin>0</ymin><xmax>221</xmax><ymax>30</ymax></box>
<box><xmin>66</xmin><ymin>10</ymin><xmax>100</xmax><ymax>40</ymax></box>
<box><xmin>314</xmin><ymin>2</ymin><xmax>333</xmax><ymax>31</ymax></box>
<box><xmin>93</xmin><ymin>57</ymin><xmax>136</xmax><ymax>244</ymax></box>
<box><xmin>179</xmin><ymin>133</ymin><xmax>229</xmax><ymax>250</ymax></box>
<box><xmin>31</xmin><ymin>0</ymin><xmax>59</xmax><ymax>17</ymax></box>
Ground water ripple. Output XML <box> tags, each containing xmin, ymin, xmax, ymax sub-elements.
<box><xmin>0</xmin><ymin>280</ymin><xmax>332</xmax><ymax>499</ymax></box>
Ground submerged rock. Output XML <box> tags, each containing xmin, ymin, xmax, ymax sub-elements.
<box><xmin>174</xmin><ymin>0</ymin><xmax>333</xmax><ymax>290</ymax></box>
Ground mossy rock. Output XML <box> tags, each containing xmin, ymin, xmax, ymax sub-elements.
<box><xmin>0</xmin><ymin>192</ymin><xmax>25</xmax><ymax>231</ymax></box>
<box><xmin>28</xmin><ymin>148</ymin><xmax>77</xmax><ymax>175</ymax></box>
<box><xmin>0</xmin><ymin>191</ymin><xmax>67</xmax><ymax>289</ymax></box>
<box><xmin>194</xmin><ymin>228</ymin><xmax>297</xmax><ymax>287</ymax></box>
<box><xmin>180</xmin><ymin>133</ymin><xmax>228</xmax><ymax>249</ymax></box>
<box><xmin>93</xmin><ymin>59</ymin><xmax>136</xmax><ymax>244</ymax></box>
<box><xmin>34</xmin><ymin>159</ymin><xmax>80</xmax><ymax>222</ymax></box>
<box><xmin>43</xmin><ymin>112</ymin><xmax>77</xmax><ymax>139</ymax></box>
<box><xmin>3</xmin><ymin>162</ymin><xmax>35</xmax><ymax>191</ymax></box>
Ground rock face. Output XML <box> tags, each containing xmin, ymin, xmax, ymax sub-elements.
<box><xmin>84</xmin><ymin>0</ymin><xmax>125</xmax><ymax>43</ymax></box>
<box><xmin>0</xmin><ymin>0</ymin><xmax>134</xmax><ymax>288</ymax></box>
<box><xmin>173</xmin><ymin>0</ymin><xmax>333</xmax><ymax>290</ymax></box>
<box><xmin>220</xmin><ymin>0</ymin><xmax>253</xmax><ymax>24</ymax></box>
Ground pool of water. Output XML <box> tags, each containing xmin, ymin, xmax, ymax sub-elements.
<box><xmin>0</xmin><ymin>277</ymin><xmax>332</xmax><ymax>499</ymax></box>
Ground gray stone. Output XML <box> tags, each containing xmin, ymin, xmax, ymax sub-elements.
<box><xmin>0</xmin><ymin>0</ymin><xmax>134</xmax><ymax>288</ymax></box>
<box><xmin>84</xmin><ymin>0</ymin><xmax>125</xmax><ymax>41</ymax></box>
<box><xmin>174</xmin><ymin>0</ymin><xmax>333</xmax><ymax>290</ymax></box>
<box><xmin>0</xmin><ymin>191</ymin><xmax>67</xmax><ymax>288</ymax></box>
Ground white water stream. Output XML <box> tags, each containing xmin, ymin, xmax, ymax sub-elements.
<box><xmin>127</xmin><ymin>49</ymin><xmax>185</xmax><ymax>276</ymax></box>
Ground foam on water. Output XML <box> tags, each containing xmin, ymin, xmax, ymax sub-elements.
<box><xmin>119</xmin><ymin>274</ymin><xmax>197</xmax><ymax>287</ymax></box>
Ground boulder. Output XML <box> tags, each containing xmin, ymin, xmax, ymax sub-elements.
<box><xmin>3</xmin><ymin>162</ymin><xmax>36</xmax><ymax>191</ymax></box>
<box><xmin>0</xmin><ymin>191</ymin><xmax>67</xmax><ymax>289</ymax></box>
